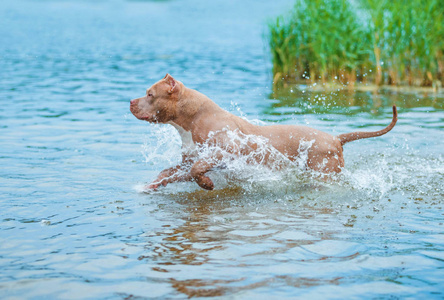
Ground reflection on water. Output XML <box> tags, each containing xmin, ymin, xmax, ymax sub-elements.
<box><xmin>1</xmin><ymin>0</ymin><xmax>443</xmax><ymax>299</ymax></box>
<box><xmin>268</xmin><ymin>87</ymin><xmax>444</xmax><ymax>118</ymax></box>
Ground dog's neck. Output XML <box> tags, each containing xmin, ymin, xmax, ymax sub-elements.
<box><xmin>171</xmin><ymin>87</ymin><xmax>225</xmax><ymax>132</ymax></box>
<box><xmin>167</xmin><ymin>120</ymin><xmax>196</xmax><ymax>154</ymax></box>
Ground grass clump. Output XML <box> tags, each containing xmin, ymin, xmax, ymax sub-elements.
<box><xmin>269</xmin><ymin>0</ymin><xmax>444</xmax><ymax>88</ymax></box>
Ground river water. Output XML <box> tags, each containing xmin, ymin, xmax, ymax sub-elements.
<box><xmin>1</xmin><ymin>0</ymin><xmax>443</xmax><ymax>299</ymax></box>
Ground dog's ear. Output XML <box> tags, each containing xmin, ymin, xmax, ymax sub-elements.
<box><xmin>164</xmin><ymin>74</ymin><xmax>177</xmax><ymax>94</ymax></box>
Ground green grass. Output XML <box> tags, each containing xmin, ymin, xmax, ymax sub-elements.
<box><xmin>269</xmin><ymin>0</ymin><xmax>444</xmax><ymax>88</ymax></box>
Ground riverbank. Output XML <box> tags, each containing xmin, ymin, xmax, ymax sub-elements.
<box><xmin>269</xmin><ymin>83</ymin><xmax>444</xmax><ymax>113</ymax></box>
<box><xmin>274</xmin><ymin>81</ymin><xmax>443</xmax><ymax>95</ymax></box>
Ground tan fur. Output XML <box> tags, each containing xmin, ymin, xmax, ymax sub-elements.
<box><xmin>130</xmin><ymin>74</ymin><xmax>397</xmax><ymax>190</ymax></box>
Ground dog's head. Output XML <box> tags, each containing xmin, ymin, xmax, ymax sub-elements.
<box><xmin>130</xmin><ymin>74</ymin><xmax>181</xmax><ymax>123</ymax></box>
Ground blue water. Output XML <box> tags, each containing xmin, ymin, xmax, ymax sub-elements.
<box><xmin>1</xmin><ymin>0</ymin><xmax>443</xmax><ymax>299</ymax></box>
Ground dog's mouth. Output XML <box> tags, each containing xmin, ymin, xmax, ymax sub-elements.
<box><xmin>139</xmin><ymin>115</ymin><xmax>159</xmax><ymax>123</ymax></box>
<box><xmin>141</xmin><ymin>116</ymin><xmax>154</xmax><ymax>122</ymax></box>
<box><xmin>130</xmin><ymin>105</ymin><xmax>157</xmax><ymax>123</ymax></box>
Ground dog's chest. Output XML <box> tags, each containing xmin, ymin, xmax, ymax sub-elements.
<box><xmin>167</xmin><ymin>121</ymin><xmax>196</xmax><ymax>153</ymax></box>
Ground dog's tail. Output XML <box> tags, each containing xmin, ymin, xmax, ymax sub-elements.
<box><xmin>337</xmin><ymin>105</ymin><xmax>398</xmax><ymax>146</ymax></box>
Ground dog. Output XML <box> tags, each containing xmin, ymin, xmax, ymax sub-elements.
<box><xmin>130</xmin><ymin>74</ymin><xmax>397</xmax><ymax>190</ymax></box>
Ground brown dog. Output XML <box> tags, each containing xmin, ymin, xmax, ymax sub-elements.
<box><xmin>130</xmin><ymin>74</ymin><xmax>397</xmax><ymax>190</ymax></box>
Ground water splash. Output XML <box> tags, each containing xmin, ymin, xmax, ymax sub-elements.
<box><xmin>139</xmin><ymin>118</ymin><xmax>443</xmax><ymax>205</ymax></box>
<box><xmin>141</xmin><ymin>124</ymin><xmax>182</xmax><ymax>167</ymax></box>
<box><xmin>140</xmin><ymin>123</ymin><xmax>328</xmax><ymax>195</ymax></box>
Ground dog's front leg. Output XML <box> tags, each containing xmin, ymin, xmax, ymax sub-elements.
<box><xmin>145</xmin><ymin>154</ymin><xmax>196</xmax><ymax>190</ymax></box>
<box><xmin>190</xmin><ymin>159</ymin><xmax>218</xmax><ymax>190</ymax></box>
<box><xmin>145</xmin><ymin>165</ymin><xmax>190</xmax><ymax>190</ymax></box>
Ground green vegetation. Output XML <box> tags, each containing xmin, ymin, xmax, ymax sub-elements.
<box><xmin>269</xmin><ymin>0</ymin><xmax>444</xmax><ymax>88</ymax></box>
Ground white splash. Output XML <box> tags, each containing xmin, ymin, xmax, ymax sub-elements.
<box><xmin>139</xmin><ymin>117</ymin><xmax>444</xmax><ymax>200</ymax></box>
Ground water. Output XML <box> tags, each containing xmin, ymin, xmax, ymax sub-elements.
<box><xmin>1</xmin><ymin>0</ymin><xmax>443</xmax><ymax>299</ymax></box>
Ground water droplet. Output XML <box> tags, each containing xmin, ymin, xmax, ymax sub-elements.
<box><xmin>40</xmin><ymin>220</ymin><xmax>51</xmax><ymax>226</ymax></box>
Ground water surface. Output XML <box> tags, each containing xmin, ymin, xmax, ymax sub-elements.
<box><xmin>1</xmin><ymin>0</ymin><xmax>443</xmax><ymax>299</ymax></box>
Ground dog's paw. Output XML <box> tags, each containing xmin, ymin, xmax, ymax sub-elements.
<box><xmin>196</xmin><ymin>175</ymin><xmax>214</xmax><ymax>190</ymax></box>
<box><xmin>144</xmin><ymin>183</ymin><xmax>159</xmax><ymax>191</ymax></box>
<box><xmin>144</xmin><ymin>179</ymin><xmax>169</xmax><ymax>191</ymax></box>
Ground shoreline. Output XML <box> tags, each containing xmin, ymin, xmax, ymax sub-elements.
<box><xmin>275</xmin><ymin>82</ymin><xmax>443</xmax><ymax>96</ymax></box>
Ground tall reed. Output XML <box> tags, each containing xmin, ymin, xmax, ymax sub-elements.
<box><xmin>269</xmin><ymin>0</ymin><xmax>444</xmax><ymax>88</ymax></box>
